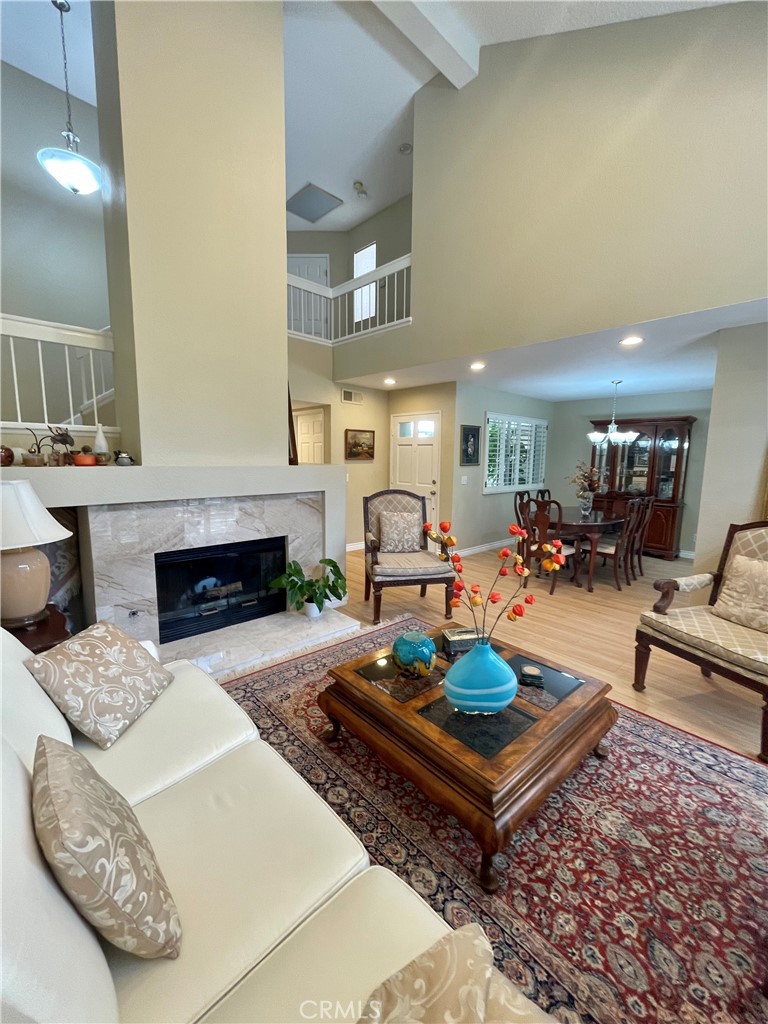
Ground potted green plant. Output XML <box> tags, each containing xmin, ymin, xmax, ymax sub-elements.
<box><xmin>271</xmin><ymin>558</ymin><xmax>347</xmax><ymax>618</ymax></box>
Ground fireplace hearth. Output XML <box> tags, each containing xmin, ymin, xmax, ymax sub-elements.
<box><xmin>155</xmin><ymin>537</ymin><xmax>286</xmax><ymax>643</ymax></box>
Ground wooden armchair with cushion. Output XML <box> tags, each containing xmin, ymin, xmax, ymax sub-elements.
<box><xmin>363</xmin><ymin>489</ymin><xmax>456</xmax><ymax>625</ymax></box>
<box><xmin>634</xmin><ymin>520</ymin><xmax>768</xmax><ymax>762</ymax></box>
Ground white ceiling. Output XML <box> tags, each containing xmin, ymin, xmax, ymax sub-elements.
<box><xmin>340</xmin><ymin>298</ymin><xmax>768</xmax><ymax>400</ymax></box>
<box><xmin>1</xmin><ymin>0</ymin><xmax>761</xmax><ymax>401</ymax></box>
<box><xmin>1</xmin><ymin>0</ymin><xmax>739</xmax><ymax>232</ymax></box>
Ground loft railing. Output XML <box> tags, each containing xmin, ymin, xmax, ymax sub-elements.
<box><xmin>287</xmin><ymin>254</ymin><xmax>412</xmax><ymax>343</ymax></box>
<box><xmin>1</xmin><ymin>314</ymin><xmax>115</xmax><ymax>429</ymax></box>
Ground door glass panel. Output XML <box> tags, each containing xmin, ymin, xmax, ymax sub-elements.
<box><xmin>398</xmin><ymin>422</ymin><xmax>414</xmax><ymax>438</ymax></box>
<box><xmin>657</xmin><ymin>428</ymin><xmax>680</xmax><ymax>500</ymax></box>
<box><xmin>416</xmin><ymin>420</ymin><xmax>435</xmax><ymax>437</ymax></box>
<box><xmin>617</xmin><ymin>432</ymin><xmax>652</xmax><ymax>495</ymax></box>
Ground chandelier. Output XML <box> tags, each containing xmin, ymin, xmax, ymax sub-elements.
<box><xmin>36</xmin><ymin>0</ymin><xmax>102</xmax><ymax>196</ymax></box>
<box><xmin>587</xmin><ymin>380</ymin><xmax>639</xmax><ymax>446</ymax></box>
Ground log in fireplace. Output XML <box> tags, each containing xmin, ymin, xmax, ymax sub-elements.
<box><xmin>154</xmin><ymin>537</ymin><xmax>287</xmax><ymax>643</ymax></box>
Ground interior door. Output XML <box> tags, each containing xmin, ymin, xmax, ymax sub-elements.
<box><xmin>294</xmin><ymin>407</ymin><xmax>325</xmax><ymax>464</ymax></box>
<box><xmin>287</xmin><ymin>254</ymin><xmax>329</xmax><ymax>337</ymax></box>
<box><xmin>390</xmin><ymin>413</ymin><xmax>441</xmax><ymax>527</ymax></box>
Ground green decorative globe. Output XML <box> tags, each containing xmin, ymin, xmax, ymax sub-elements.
<box><xmin>392</xmin><ymin>631</ymin><xmax>437</xmax><ymax>678</ymax></box>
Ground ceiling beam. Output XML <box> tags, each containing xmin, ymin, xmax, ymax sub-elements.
<box><xmin>371</xmin><ymin>1</ymin><xmax>479</xmax><ymax>89</ymax></box>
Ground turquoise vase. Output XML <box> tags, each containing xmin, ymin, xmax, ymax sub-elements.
<box><xmin>392</xmin><ymin>631</ymin><xmax>437</xmax><ymax>677</ymax></box>
<box><xmin>443</xmin><ymin>640</ymin><xmax>518</xmax><ymax>714</ymax></box>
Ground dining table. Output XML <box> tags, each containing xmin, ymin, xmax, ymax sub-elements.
<box><xmin>556</xmin><ymin>506</ymin><xmax>625</xmax><ymax>593</ymax></box>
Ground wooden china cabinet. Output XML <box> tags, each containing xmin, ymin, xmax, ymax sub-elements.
<box><xmin>589</xmin><ymin>416</ymin><xmax>696</xmax><ymax>559</ymax></box>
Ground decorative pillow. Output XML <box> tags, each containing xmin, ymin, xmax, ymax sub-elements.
<box><xmin>379</xmin><ymin>511</ymin><xmax>423</xmax><ymax>553</ymax></box>
<box><xmin>24</xmin><ymin>621</ymin><xmax>174</xmax><ymax>749</ymax></box>
<box><xmin>358</xmin><ymin>923</ymin><xmax>495</xmax><ymax>1023</ymax></box>
<box><xmin>713</xmin><ymin>555</ymin><xmax>768</xmax><ymax>633</ymax></box>
<box><xmin>32</xmin><ymin>734</ymin><xmax>182</xmax><ymax>959</ymax></box>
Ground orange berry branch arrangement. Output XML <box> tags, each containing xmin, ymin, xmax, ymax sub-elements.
<box><xmin>424</xmin><ymin>520</ymin><xmax>566</xmax><ymax>641</ymax></box>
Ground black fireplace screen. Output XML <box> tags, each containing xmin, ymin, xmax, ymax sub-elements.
<box><xmin>154</xmin><ymin>537</ymin><xmax>287</xmax><ymax>643</ymax></box>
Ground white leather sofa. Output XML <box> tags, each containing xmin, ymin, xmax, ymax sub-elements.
<box><xmin>1</xmin><ymin>627</ymin><xmax>553</xmax><ymax>1023</ymax></box>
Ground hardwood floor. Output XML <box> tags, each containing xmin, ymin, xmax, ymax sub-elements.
<box><xmin>343</xmin><ymin>547</ymin><xmax>765</xmax><ymax>763</ymax></box>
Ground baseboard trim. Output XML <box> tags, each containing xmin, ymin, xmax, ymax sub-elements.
<box><xmin>455</xmin><ymin>538</ymin><xmax>511</xmax><ymax>556</ymax></box>
<box><xmin>678</xmin><ymin>549</ymin><xmax>695</xmax><ymax>560</ymax></box>
<box><xmin>346</xmin><ymin>541</ymin><xmax>365</xmax><ymax>552</ymax></box>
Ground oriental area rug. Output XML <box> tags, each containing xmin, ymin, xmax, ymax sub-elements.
<box><xmin>223</xmin><ymin>618</ymin><xmax>768</xmax><ymax>1024</ymax></box>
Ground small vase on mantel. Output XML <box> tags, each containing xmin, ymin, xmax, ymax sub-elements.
<box><xmin>443</xmin><ymin>640</ymin><xmax>518</xmax><ymax>714</ymax></box>
<box><xmin>93</xmin><ymin>424</ymin><xmax>109</xmax><ymax>455</ymax></box>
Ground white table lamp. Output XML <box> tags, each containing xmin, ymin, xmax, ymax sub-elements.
<box><xmin>1</xmin><ymin>480</ymin><xmax>72</xmax><ymax>628</ymax></box>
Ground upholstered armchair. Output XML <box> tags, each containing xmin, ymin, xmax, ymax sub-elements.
<box><xmin>634</xmin><ymin>520</ymin><xmax>768</xmax><ymax>762</ymax></box>
<box><xmin>363</xmin><ymin>489</ymin><xmax>455</xmax><ymax>625</ymax></box>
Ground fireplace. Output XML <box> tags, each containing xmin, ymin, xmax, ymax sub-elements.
<box><xmin>155</xmin><ymin>536</ymin><xmax>287</xmax><ymax>643</ymax></box>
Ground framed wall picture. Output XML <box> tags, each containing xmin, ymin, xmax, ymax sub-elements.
<box><xmin>460</xmin><ymin>424</ymin><xmax>481</xmax><ymax>466</ymax></box>
<box><xmin>345</xmin><ymin>429</ymin><xmax>375</xmax><ymax>461</ymax></box>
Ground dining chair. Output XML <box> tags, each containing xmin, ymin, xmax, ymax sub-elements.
<box><xmin>579</xmin><ymin>497</ymin><xmax>643</xmax><ymax>590</ymax></box>
<box><xmin>513</xmin><ymin>490</ymin><xmax>531</xmax><ymax>528</ymax></box>
<box><xmin>630</xmin><ymin>496</ymin><xmax>656</xmax><ymax>579</ymax></box>
<box><xmin>535</xmin><ymin>488</ymin><xmax>551</xmax><ymax>501</ymax></box>
<box><xmin>520</xmin><ymin>498</ymin><xmax>577</xmax><ymax>594</ymax></box>
<box><xmin>363</xmin><ymin>489</ymin><xmax>455</xmax><ymax>624</ymax></box>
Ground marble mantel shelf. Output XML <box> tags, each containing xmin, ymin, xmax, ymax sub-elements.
<box><xmin>1</xmin><ymin>464</ymin><xmax>347</xmax><ymax>585</ymax></box>
<box><xmin>1</xmin><ymin>464</ymin><xmax>345</xmax><ymax>508</ymax></box>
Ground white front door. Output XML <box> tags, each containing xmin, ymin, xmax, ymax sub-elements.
<box><xmin>287</xmin><ymin>254</ymin><xmax>329</xmax><ymax>337</ymax></box>
<box><xmin>294</xmin><ymin>407</ymin><xmax>325</xmax><ymax>464</ymax></box>
<box><xmin>390</xmin><ymin>412</ymin><xmax>441</xmax><ymax>527</ymax></box>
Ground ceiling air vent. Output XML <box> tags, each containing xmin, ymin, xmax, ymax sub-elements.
<box><xmin>341</xmin><ymin>388</ymin><xmax>363</xmax><ymax>405</ymax></box>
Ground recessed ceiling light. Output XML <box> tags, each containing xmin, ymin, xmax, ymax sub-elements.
<box><xmin>383</xmin><ymin>377</ymin><xmax>396</xmax><ymax>385</ymax></box>
<box><xmin>620</xmin><ymin>335</ymin><xmax>643</xmax><ymax>346</ymax></box>
<box><xmin>470</xmin><ymin>361</ymin><xmax>486</xmax><ymax>371</ymax></box>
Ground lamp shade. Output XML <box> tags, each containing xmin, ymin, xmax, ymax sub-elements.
<box><xmin>37</xmin><ymin>147</ymin><xmax>102</xmax><ymax>196</ymax></box>
<box><xmin>1</xmin><ymin>481</ymin><xmax>72</xmax><ymax>550</ymax></box>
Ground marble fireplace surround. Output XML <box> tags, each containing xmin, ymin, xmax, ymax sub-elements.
<box><xmin>4</xmin><ymin>466</ymin><xmax>350</xmax><ymax>666</ymax></box>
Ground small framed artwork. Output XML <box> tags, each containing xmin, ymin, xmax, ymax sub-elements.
<box><xmin>460</xmin><ymin>424</ymin><xmax>481</xmax><ymax>466</ymax></box>
<box><xmin>345</xmin><ymin>429</ymin><xmax>375</xmax><ymax>461</ymax></box>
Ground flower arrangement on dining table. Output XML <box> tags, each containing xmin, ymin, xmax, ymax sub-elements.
<box><xmin>569</xmin><ymin>460</ymin><xmax>600</xmax><ymax>494</ymax></box>
<box><xmin>424</xmin><ymin>519</ymin><xmax>566</xmax><ymax>643</ymax></box>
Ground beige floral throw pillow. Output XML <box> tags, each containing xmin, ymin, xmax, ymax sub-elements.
<box><xmin>24</xmin><ymin>621</ymin><xmax>174</xmax><ymax>749</ymax></box>
<box><xmin>379</xmin><ymin>511</ymin><xmax>423</xmax><ymax>553</ymax></box>
<box><xmin>32</xmin><ymin>734</ymin><xmax>182</xmax><ymax>959</ymax></box>
<box><xmin>713</xmin><ymin>555</ymin><xmax>768</xmax><ymax>633</ymax></box>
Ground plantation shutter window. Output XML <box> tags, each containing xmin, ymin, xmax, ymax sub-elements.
<box><xmin>483</xmin><ymin>413</ymin><xmax>548</xmax><ymax>494</ymax></box>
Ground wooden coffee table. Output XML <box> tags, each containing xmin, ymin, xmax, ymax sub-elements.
<box><xmin>319</xmin><ymin>630</ymin><xmax>617</xmax><ymax>892</ymax></box>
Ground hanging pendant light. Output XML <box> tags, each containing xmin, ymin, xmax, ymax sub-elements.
<box><xmin>36</xmin><ymin>0</ymin><xmax>101</xmax><ymax>196</ymax></box>
<box><xmin>587</xmin><ymin>380</ymin><xmax>640</xmax><ymax>446</ymax></box>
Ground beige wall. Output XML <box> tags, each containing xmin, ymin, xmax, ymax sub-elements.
<box><xmin>347</xmin><ymin>195</ymin><xmax>412</xmax><ymax>270</ymax></box>
<box><xmin>453</xmin><ymin>384</ymin><xmax>554</xmax><ymax>549</ymax></box>
<box><xmin>334</xmin><ymin>3</ymin><xmax>767</xmax><ymax>381</ymax></box>
<box><xmin>288</xmin><ymin>337</ymin><xmax>389</xmax><ymax>544</ymax></box>
<box><xmin>547</xmin><ymin>390</ymin><xmax>713</xmax><ymax>555</ymax></box>
<box><xmin>94</xmin><ymin>1</ymin><xmax>287</xmax><ymax>466</ymax></box>
<box><xmin>0</xmin><ymin>64</ymin><xmax>109</xmax><ymax>328</ymax></box>
<box><xmin>287</xmin><ymin>195</ymin><xmax>412</xmax><ymax>287</ymax></box>
<box><xmin>695</xmin><ymin>324</ymin><xmax>768</xmax><ymax>570</ymax></box>
<box><xmin>388</xmin><ymin>382</ymin><xmax>457</xmax><ymax>524</ymax></box>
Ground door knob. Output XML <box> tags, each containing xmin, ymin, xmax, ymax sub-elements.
<box><xmin>430</xmin><ymin>490</ymin><xmax>436</xmax><ymax>495</ymax></box>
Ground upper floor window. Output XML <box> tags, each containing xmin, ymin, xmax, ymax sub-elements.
<box><xmin>483</xmin><ymin>412</ymin><xmax>548</xmax><ymax>494</ymax></box>
<box><xmin>353</xmin><ymin>242</ymin><xmax>376</xmax><ymax>322</ymax></box>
